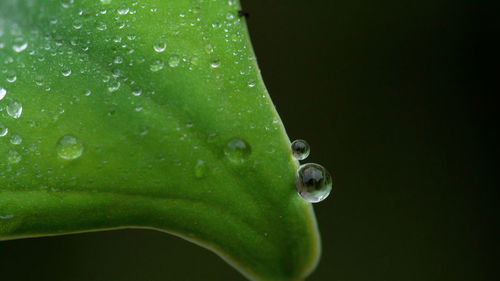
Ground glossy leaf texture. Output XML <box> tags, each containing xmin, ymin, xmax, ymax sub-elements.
<box><xmin>0</xmin><ymin>1</ymin><xmax>320</xmax><ymax>280</ymax></box>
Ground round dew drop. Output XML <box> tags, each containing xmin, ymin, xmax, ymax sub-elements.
<box><xmin>153</xmin><ymin>41</ymin><xmax>166</xmax><ymax>53</ymax></box>
<box><xmin>168</xmin><ymin>55</ymin><xmax>180</xmax><ymax>67</ymax></box>
<box><xmin>6</xmin><ymin>100</ymin><xmax>22</xmax><ymax>119</ymax></box>
<box><xmin>13</xmin><ymin>42</ymin><xmax>28</xmax><ymax>53</ymax></box>
<box><xmin>295</xmin><ymin>163</ymin><xmax>333</xmax><ymax>203</ymax></box>
<box><xmin>7</xmin><ymin>149</ymin><xmax>21</xmax><ymax>164</ymax></box>
<box><xmin>291</xmin><ymin>139</ymin><xmax>310</xmax><ymax>161</ymax></box>
<box><xmin>0</xmin><ymin>123</ymin><xmax>8</xmax><ymax>137</ymax></box>
<box><xmin>9</xmin><ymin>134</ymin><xmax>22</xmax><ymax>145</ymax></box>
<box><xmin>150</xmin><ymin>59</ymin><xmax>164</xmax><ymax>72</ymax></box>
<box><xmin>210</xmin><ymin>57</ymin><xmax>221</xmax><ymax>68</ymax></box>
<box><xmin>224</xmin><ymin>138</ymin><xmax>251</xmax><ymax>164</ymax></box>
<box><xmin>0</xmin><ymin>87</ymin><xmax>6</xmax><ymax>100</ymax></box>
<box><xmin>56</xmin><ymin>135</ymin><xmax>84</xmax><ymax>160</ymax></box>
<box><xmin>61</xmin><ymin>67</ymin><xmax>72</xmax><ymax>77</ymax></box>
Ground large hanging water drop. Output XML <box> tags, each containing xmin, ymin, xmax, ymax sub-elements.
<box><xmin>224</xmin><ymin>138</ymin><xmax>251</xmax><ymax>164</ymax></box>
<box><xmin>295</xmin><ymin>163</ymin><xmax>333</xmax><ymax>203</ymax></box>
<box><xmin>56</xmin><ymin>135</ymin><xmax>84</xmax><ymax>160</ymax></box>
<box><xmin>291</xmin><ymin>139</ymin><xmax>310</xmax><ymax>160</ymax></box>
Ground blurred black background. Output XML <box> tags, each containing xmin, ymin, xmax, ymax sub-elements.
<box><xmin>1</xmin><ymin>0</ymin><xmax>497</xmax><ymax>280</ymax></box>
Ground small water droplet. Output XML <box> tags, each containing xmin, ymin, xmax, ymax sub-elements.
<box><xmin>61</xmin><ymin>67</ymin><xmax>72</xmax><ymax>77</ymax></box>
<box><xmin>84</xmin><ymin>89</ymin><xmax>92</xmax><ymax>96</ymax></box>
<box><xmin>190</xmin><ymin>56</ymin><xmax>199</xmax><ymax>66</ymax></box>
<box><xmin>0</xmin><ymin>87</ymin><xmax>6</xmax><ymax>100</ymax></box>
<box><xmin>210</xmin><ymin>57</ymin><xmax>221</xmax><ymax>68</ymax></box>
<box><xmin>56</xmin><ymin>135</ymin><xmax>84</xmax><ymax>160</ymax></box>
<box><xmin>6</xmin><ymin>73</ymin><xmax>17</xmax><ymax>83</ymax></box>
<box><xmin>96</xmin><ymin>21</ymin><xmax>107</xmax><ymax>31</ymax></box>
<box><xmin>139</xmin><ymin>125</ymin><xmax>149</xmax><ymax>136</ymax></box>
<box><xmin>150</xmin><ymin>59</ymin><xmax>164</xmax><ymax>72</ymax></box>
<box><xmin>0</xmin><ymin>123</ymin><xmax>8</xmax><ymax>137</ymax></box>
<box><xmin>295</xmin><ymin>163</ymin><xmax>333</xmax><ymax>203</ymax></box>
<box><xmin>204</xmin><ymin>44</ymin><xmax>213</xmax><ymax>54</ymax></box>
<box><xmin>6</xmin><ymin>99</ymin><xmax>22</xmax><ymax>119</ymax></box>
<box><xmin>108</xmin><ymin>81</ymin><xmax>121</xmax><ymax>92</ymax></box>
<box><xmin>7</xmin><ymin>149</ymin><xmax>21</xmax><ymax>164</ymax></box>
<box><xmin>153</xmin><ymin>40</ymin><xmax>166</xmax><ymax>53</ymax></box>
<box><xmin>194</xmin><ymin>159</ymin><xmax>207</xmax><ymax>178</ymax></box>
<box><xmin>0</xmin><ymin>214</ymin><xmax>14</xmax><ymax>220</ymax></box>
<box><xmin>9</xmin><ymin>134</ymin><xmax>22</xmax><ymax>145</ymax></box>
<box><xmin>224</xmin><ymin>138</ymin><xmax>251</xmax><ymax>164</ymax></box>
<box><xmin>131</xmin><ymin>86</ymin><xmax>142</xmax><ymax>96</ymax></box>
<box><xmin>114</xmin><ymin>56</ymin><xmax>123</xmax><ymax>64</ymax></box>
<box><xmin>117</xmin><ymin>6</ymin><xmax>130</xmax><ymax>15</ymax></box>
<box><xmin>61</xmin><ymin>0</ymin><xmax>74</xmax><ymax>8</ymax></box>
<box><xmin>13</xmin><ymin>42</ymin><xmax>28</xmax><ymax>53</ymax></box>
<box><xmin>72</xmin><ymin>19</ymin><xmax>83</xmax><ymax>29</ymax></box>
<box><xmin>291</xmin><ymin>139</ymin><xmax>310</xmax><ymax>161</ymax></box>
<box><xmin>168</xmin><ymin>55</ymin><xmax>180</xmax><ymax>67</ymax></box>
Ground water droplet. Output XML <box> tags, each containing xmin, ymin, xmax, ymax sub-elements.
<box><xmin>0</xmin><ymin>123</ymin><xmax>8</xmax><ymax>137</ymax></box>
<box><xmin>7</xmin><ymin>149</ymin><xmax>21</xmax><ymax>164</ymax></box>
<box><xmin>153</xmin><ymin>40</ymin><xmax>166</xmax><ymax>53</ymax></box>
<box><xmin>72</xmin><ymin>19</ymin><xmax>83</xmax><ymax>29</ymax></box>
<box><xmin>56</xmin><ymin>135</ymin><xmax>84</xmax><ymax>160</ymax></box>
<box><xmin>13</xmin><ymin>42</ymin><xmax>28</xmax><ymax>53</ymax></box>
<box><xmin>0</xmin><ymin>87</ymin><xmax>6</xmax><ymax>100</ymax></box>
<box><xmin>96</xmin><ymin>21</ymin><xmax>107</xmax><ymax>31</ymax></box>
<box><xmin>0</xmin><ymin>214</ymin><xmax>14</xmax><ymax>220</ymax></box>
<box><xmin>117</xmin><ymin>6</ymin><xmax>130</xmax><ymax>15</ymax></box>
<box><xmin>204</xmin><ymin>44</ymin><xmax>214</xmax><ymax>54</ymax></box>
<box><xmin>224</xmin><ymin>138</ymin><xmax>251</xmax><ymax>164</ymax></box>
<box><xmin>139</xmin><ymin>125</ymin><xmax>149</xmax><ymax>136</ymax></box>
<box><xmin>210</xmin><ymin>57</ymin><xmax>221</xmax><ymax>68</ymax></box>
<box><xmin>295</xmin><ymin>163</ymin><xmax>333</xmax><ymax>203</ymax></box>
<box><xmin>291</xmin><ymin>139</ymin><xmax>310</xmax><ymax>161</ymax></box>
<box><xmin>194</xmin><ymin>160</ymin><xmax>207</xmax><ymax>178</ymax></box>
<box><xmin>61</xmin><ymin>0</ymin><xmax>74</xmax><ymax>8</ymax></box>
<box><xmin>61</xmin><ymin>67</ymin><xmax>72</xmax><ymax>77</ymax></box>
<box><xmin>190</xmin><ymin>56</ymin><xmax>199</xmax><ymax>66</ymax></box>
<box><xmin>108</xmin><ymin>81</ymin><xmax>121</xmax><ymax>92</ymax></box>
<box><xmin>9</xmin><ymin>134</ymin><xmax>22</xmax><ymax>145</ymax></box>
<box><xmin>6</xmin><ymin>99</ymin><xmax>22</xmax><ymax>119</ymax></box>
<box><xmin>131</xmin><ymin>86</ymin><xmax>142</xmax><ymax>96</ymax></box>
<box><xmin>114</xmin><ymin>56</ymin><xmax>123</xmax><ymax>64</ymax></box>
<box><xmin>150</xmin><ymin>59</ymin><xmax>164</xmax><ymax>72</ymax></box>
<box><xmin>168</xmin><ymin>55</ymin><xmax>180</xmax><ymax>67</ymax></box>
<box><xmin>6</xmin><ymin>73</ymin><xmax>17</xmax><ymax>83</ymax></box>
<box><xmin>84</xmin><ymin>89</ymin><xmax>92</xmax><ymax>96</ymax></box>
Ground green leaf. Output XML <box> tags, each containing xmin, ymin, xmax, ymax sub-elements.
<box><xmin>0</xmin><ymin>0</ymin><xmax>320</xmax><ymax>280</ymax></box>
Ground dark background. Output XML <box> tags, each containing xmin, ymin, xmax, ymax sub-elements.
<box><xmin>1</xmin><ymin>0</ymin><xmax>497</xmax><ymax>280</ymax></box>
